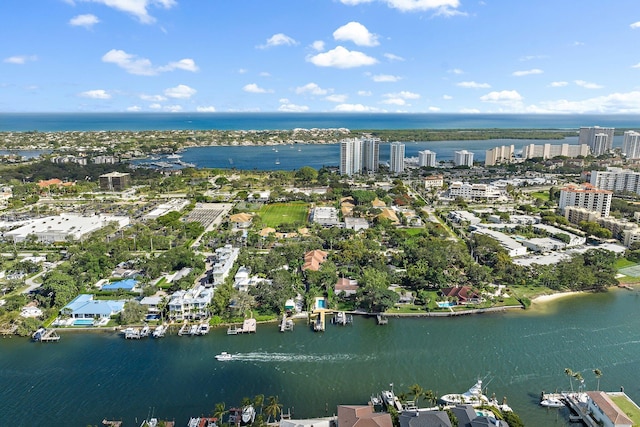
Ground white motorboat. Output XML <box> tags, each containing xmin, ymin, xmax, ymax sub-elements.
<box><xmin>215</xmin><ymin>352</ymin><xmax>233</xmax><ymax>361</ymax></box>
<box><xmin>440</xmin><ymin>380</ymin><xmax>488</xmax><ymax>406</ymax></box>
<box><xmin>241</xmin><ymin>405</ymin><xmax>256</xmax><ymax>424</ymax></box>
<box><xmin>540</xmin><ymin>398</ymin><xmax>564</xmax><ymax>408</ymax></box>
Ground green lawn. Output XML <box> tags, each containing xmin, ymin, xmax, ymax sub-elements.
<box><xmin>615</xmin><ymin>258</ymin><xmax>637</xmax><ymax>270</ymax></box>
<box><xmin>531</xmin><ymin>191</ymin><xmax>550</xmax><ymax>201</ymax></box>
<box><xmin>258</xmin><ymin>202</ymin><xmax>309</xmax><ymax>227</ymax></box>
<box><xmin>609</xmin><ymin>394</ymin><xmax>640</xmax><ymax>426</ymax></box>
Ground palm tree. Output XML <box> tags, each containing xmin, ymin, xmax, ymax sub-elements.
<box><xmin>573</xmin><ymin>372</ymin><xmax>584</xmax><ymax>393</ymax></box>
<box><xmin>424</xmin><ymin>390</ymin><xmax>437</xmax><ymax>407</ymax></box>
<box><xmin>564</xmin><ymin>368</ymin><xmax>574</xmax><ymax>393</ymax></box>
<box><xmin>593</xmin><ymin>369</ymin><xmax>603</xmax><ymax>391</ymax></box>
<box><xmin>213</xmin><ymin>402</ymin><xmax>228</xmax><ymax>424</ymax></box>
<box><xmin>241</xmin><ymin>397</ymin><xmax>252</xmax><ymax>408</ymax></box>
<box><xmin>253</xmin><ymin>394</ymin><xmax>265</xmax><ymax>415</ymax></box>
<box><xmin>264</xmin><ymin>395</ymin><xmax>282</xmax><ymax>423</ymax></box>
<box><xmin>409</xmin><ymin>384</ymin><xmax>424</xmax><ymax>408</ymax></box>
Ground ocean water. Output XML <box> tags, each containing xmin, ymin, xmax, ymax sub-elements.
<box><xmin>1</xmin><ymin>290</ymin><xmax>640</xmax><ymax>426</ymax></box>
<box><xmin>1</xmin><ymin>112</ymin><xmax>640</xmax><ymax>132</ymax></box>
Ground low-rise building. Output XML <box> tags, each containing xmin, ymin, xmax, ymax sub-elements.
<box><xmin>471</xmin><ymin>228</ymin><xmax>527</xmax><ymax>257</ymax></box>
<box><xmin>311</xmin><ymin>207</ymin><xmax>340</xmax><ymax>227</ymax></box>
<box><xmin>449</xmin><ymin>182</ymin><xmax>503</xmax><ymax>201</ymax></box>
<box><xmin>302</xmin><ymin>249</ymin><xmax>328</xmax><ymax>272</ymax></box>
<box><xmin>168</xmin><ymin>285</ymin><xmax>213</xmax><ymax>321</ymax></box>
<box><xmin>61</xmin><ymin>294</ymin><xmax>126</xmax><ymax>319</ymax></box>
<box><xmin>210</xmin><ymin>245</ymin><xmax>240</xmax><ymax>285</ymax></box>
<box><xmin>229</xmin><ymin>213</ymin><xmax>254</xmax><ymax>229</ymax></box>
<box><xmin>344</xmin><ymin>217</ymin><xmax>369</xmax><ymax>231</ymax></box>
<box><xmin>423</xmin><ymin>175</ymin><xmax>444</xmax><ymax>189</ymax></box>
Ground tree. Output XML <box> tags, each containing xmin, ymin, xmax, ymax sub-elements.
<box><xmin>213</xmin><ymin>402</ymin><xmax>228</xmax><ymax>423</ymax></box>
<box><xmin>408</xmin><ymin>384</ymin><xmax>424</xmax><ymax>407</ymax></box>
<box><xmin>295</xmin><ymin>166</ymin><xmax>318</xmax><ymax>183</ymax></box>
<box><xmin>564</xmin><ymin>368</ymin><xmax>574</xmax><ymax>393</ymax></box>
<box><xmin>119</xmin><ymin>301</ymin><xmax>147</xmax><ymax>325</ymax></box>
<box><xmin>264</xmin><ymin>395</ymin><xmax>282</xmax><ymax>423</ymax></box>
<box><xmin>593</xmin><ymin>369</ymin><xmax>602</xmax><ymax>391</ymax></box>
<box><xmin>253</xmin><ymin>394</ymin><xmax>265</xmax><ymax>415</ymax></box>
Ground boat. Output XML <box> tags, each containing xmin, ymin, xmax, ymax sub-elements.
<box><xmin>540</xmin><ymin>397</ymin><xmax>565</xmax><ymax>408</ymax></box>
<box><xmin>152</xmin><ymin>324</ymin><xmax>166</xmax><ymax>338</ymax></box>
<box><xmin>215</xmin><ymin>352</ymin><xmax>233</xmax><ymax>361</ymax></box>
<box><xmin>167</xmin><ymin>153</ymin><xmax>182</xmax><ymax>159</ymax></box>
<box><xmin>241</xmin><ymin>405</ymin><xmax>256</xmax><ymax>424</ymax></box>
<box><xmin>189</xmin><ymin>324</ymin><xmax>198</xmax><ymax>335</ymax></box>
<box><xmin>275</xmin><ymin>158</ymin><xmax>280</xmax><ymax>165</ymax></box>
<box><xmin>197</xmin><ymin>323</ymin><xmax>210</xmax><ymax>335</ymax></box>
<box><xmin>140</xmin><ymin>324</ymin><xmax>150</xmax><ymax>337</ymax></box>
<box><xmin>370</xmin><ymin>394</ymin><xmax>383</xmax><ymax>407</ymax></box>
<box><xmin>440</xmin><ymin>379</ymin><xmax>487</xmax><ymax>406</ymax></box>
<box><xmin>124</xmin><ymin>327</ymin><xmax>141</xmax><ymax>339</ymax></box>
<box><xmin>381</xmin><ymin>389</ymin><xmax>403</xmax><ymax>411</ymax></box>
<box><xmin>178</xmin><ymin>323</ymin><xmax>190</xmax><ymax>336</ymax></box>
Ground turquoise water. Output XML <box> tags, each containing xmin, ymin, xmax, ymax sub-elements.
<box><xmin>72</xmin><ymin>319</ymin><xmax>94</xmax><ymax>326</ymax></box>
<box><xmin>2</xmin><ymin>290</ymin><xmax>640</xmax><ymax>426</ymax></box>
<box><xmin>437</xmin><ymin>302</ymin><xmax>456</xmax><ymax>308</ymax></box>
<box><xmin>1</xmin><ymin>112</ymin><xmax>640</xmax><ymax>132</ymax></box>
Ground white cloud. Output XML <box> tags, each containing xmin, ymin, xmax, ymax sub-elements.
<box><xmin>385</xmin><ymin>91</ymin><xmax>420</xmax><ymax>99</ymax></box>
<box><xmin>382</xmin><ymin>98</ymin><xmax>406</xmax><ymax>105</ymax></box>
<box><xmin>311</xmin><ymin>41</ymin><xmax>325</xmax><ymax>52</ymax></box>
<box><xmin>575</xmin><ymin>80</ymin><xmax>603</xmax><ymax>89</ymax></box>
<box><xmin>3</xmin><ymin>55</ymin><xmax>37</xmax><ymax>64</ymax></box>
<box><xmin>533</xmin><ymin>91</ymin><xmax>640</xmax><ymax>114</ymax></box>
<box><xmin>326</xmin><ymin>94</ymin><xmax>348</xmax><ymax>103</ymax></box>
<box><xmin>278</xmin><ymin>103</ymin><xmax>309</xmax><ymax>112</ymax></box>
<box><xmin>307</xmin><ymin>46</ymin><xmax>377</xmax><ymax>68</ymax></box>
<box><xmin>358</xmin><ymin>90</ymin><xmax>372</xmax><ymax>96</ymax></box>
<box><xmin>238</xmin><ymin>68</ymin><xmax>248</xmax><ymax>74</ymax></box>
<box><xmin>259</xmin><ymin>72</ymin><xmax>271</xmax><ymax>77</ymax></box>
<box><xmin>69</xmin><ymin>14</ymin><xmax>99</xmax><ymax>28</ymax></box>
<box><xmin>459</xmin><ymin>108</ymin><xmax>480</xmax><ymax>113</ymax></box>
<box><xmin>428</xmin><ymin>106</ymin><xmax>441</xmax><ymax>112</ymax></box>
<box><xmin>372</xmin><ymin>74</ymin><xmax>401</xmax><ymax>82</ymax></box>
<box><xmin>344</xmin><ymin>0</ymin><xmax>463</xmax><ymax>14</ymax></box>
<box><xmin>384</xmin><ymin>53</ymin><xmax>405</xmax><ymax>62</ymax></box>
<box><xmin>164</xmin><ymin>84</ymin><xmax>196</xmax><ymax>99</ymax></box>
<box><xmin>102</xmin><ymin>49</ymin><xmax>198</xmax><ymax>76</ymax></box>
<box><xmin>79</xmin><ymin>89</ymin><xmax>111</xmax><ymax>99</ymax></box>
<box><xmin>519</xmin><ymin>54</ymin><xmax>548</xmax><ymax>61</ymax></box>
<box><xmin>126</xmin><ymin>105</ymin><xmax>142</xmax><ymax>111</ymax></box>
<box><xmin>243</xmin><ymin>83</ymin><xmax>273</xmax><ymax>94</ymax></box>
<box><xmin>549</xmin><ymin>81</ymin><xmax>568</xmax><ymax>87</ymax></box>
<box><xmin>333</xmin><ymin>22</ymin><xmax>379</xmax><ymax>47</ymax></box>
<box><xmin>258</xmin><ymin>33</ymin><xmax>298</xmax><ymax>49</ymax></box>
<box><xmin>334</xmin><ymin>103</ymin><xmax>382</xmax><ymax>112</ymax></box>
<box><xmin>480</xmin><ymin>90</ymin><xmax>523</xmax><ymax>103</ymax></box>
<box><xmin>631</xmin><ymin>21</ymin><xmax>640</xmax><ymax>29</ymax></box>
<box><xmin>512</xmin><ymin>68</ymin><xmax>543</xmax><ymax>76</ymax></box>
<box><xmin>633</xmin><ymin>63</ymin><xmax>640</xmax><ymax>69</ymax></box>
<box><xmin>442</xmin><ymin>94</ymin><xmax>453</xmax><ymax>100</ymax></box>
<box><xmin>77</xmin><ymin>0</ymin><xmax>177</xmax><ymax>24</ymax></box>
<box><xmin>140</xmin><ymin>94</ymin><xmax>167</xmax><ymax>102</ymax></box>
<box><xmin>164</xmin><ymin>105</ymin><xmax>183</xmax><ymax>112</ymax></box>
<box><xmin>197</xmin><ymin>106</ymin><xmax>216</xmax><ymax>112</ymax></box>
<box><xmin>149</xmin><ymin>103</ymin><xmax>162</xmax><ymax>110</ymax></box>
<box><xmin>295</xmin><ymin>83</ymin><xmax>328</xmax><ymax>96</ymax></box>
<box><xmin>449</xmin><ymin>68</ymin><xmax>464</xmax><ymax>74</ymax></box>
<box><xmin>457</xmin><ymin>81</ymin><xmax>490</xmax><ymax>89</ymax></box>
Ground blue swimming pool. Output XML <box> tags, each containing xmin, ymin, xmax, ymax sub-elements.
<box><xmin>73</xmin><ymin>319</ymin><xmax>95</xmax><ymax>326</ymax></box>
<box><xmin>437</xmin><ymin>301</ymin><xmax>456</xmax><ymax>308</ymax></box>
<box><xmin>317</xmin><ymin>299</ymin><xmax>326</xmax><ymax>309</ymax></box>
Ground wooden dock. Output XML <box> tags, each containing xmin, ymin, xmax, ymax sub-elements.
<box><xmin>228</xmin><ymin>318</ymin><xmax>257</xmax><ymax>334</ymax></box>
<box><xmin>32</xmin><ymin>328</ymin><xmax>61</xmax><ymax>342</ymax></box>
<box><xmin>376</xmin><ymin>314</ymin><xmax>388</xmax><ymax>325</ymax></box>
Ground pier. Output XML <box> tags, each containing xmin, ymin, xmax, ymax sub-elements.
<box><xmin>32</xmin><ymin>328</ymin><xmax>61</xmax><ymax>342</ymax></box>
<box><xmin>376</xmin><ymin>314</ymin><xmax>388</xmax><ymax>325</ymax></box>
<box><xmin>228</xmin><ymin>318</ymin><xmax>257</xmax><ymax>334</ymax></box>
<box><xmin>279</xmin><ymin>313</ymin><xmax>294</xmax><ymax>332</ymax></box>
<box><xmin>539</xmin><ymin>392</ymin><xmax>599</xmax><ymax>427</ymax></box>
<box><xmin>309</xmin><ymin>310</ymin><xmax>327</xmax><ymax>332</ymax></box>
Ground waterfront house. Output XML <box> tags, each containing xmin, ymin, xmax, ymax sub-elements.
<box><xmin>302</xmin><ymin>249</ymin><xmax>328</xmax><ymax>272</ymax></box>
<box><xmin>234</xmin><ymin>266</ymin><xmax>272</xmax><ymax>292</ymax></box>
<box><xmin>335</xmin><ymin>278</ymin><xmax>359</xmax><ymax>297</ymax></box>
<box><xmin>101</xmin><ymin>278</ymin><xmax>138</xmax><ymax>292</ymax></box>
<box><xmin>61</xmin><ymin>294</ymin><xmax>125</xmax><ymax>319</ymax></box>
<box><xmin>440</xmin><ymin>286</ymin><xmax>480</xmax><ymax>305</ymax></box>
<box><xmin>338</xmin><ymin>405</ymin><xmax>393</xmax><ymax>427</ymax></box>
<box><xmin>586</xmin><ymin>392</ymin><xmax>633</xmax><ymax>427</ymax></box>
<box><xmin>399</xmin><ymin>409</ymin><xmax>452</xmax><ymax>427</ymax></box>
<box><xmin>168</xmin><ymin>285</ymin><xmax>213</xmax><ymax>321</ymax></box>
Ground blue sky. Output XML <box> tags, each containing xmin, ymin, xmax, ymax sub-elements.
<box><xmin>2</xmin><ymin>0</ymin><xmax>640</xmax><ymax>114</ymax></box>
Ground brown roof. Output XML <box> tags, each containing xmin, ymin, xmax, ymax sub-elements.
<box><xmin>335</xmin><ymin>278</ymin><xmax>359</xmax><ymax>292</ymax></box>
<box><xmin>372</xmin><ymin>198</ymin><xmax>386</xmax><ymax>208</ymax></box>
<box><xmin>229</xmin><ymin>213</ymin><xmax>253</xmax><ymax>223</ymax></box>
<box><xmin>259</xmin><ymin>227</ymin><xmax>276</xmax><ymax>237</ymax></box>
<box><xmin>338</xmin><ymin>405</ymin><xmax>393</xmax><ymax>427</ymax></box>
<box><xmin>37</xmin><ymin>178</ymin><xmax>63</xmax><ymax>188</ymax></box>
<box><xmin>440</xmin><ymin>286</ymin><xmax>478</xmax><ymax>301</ymax></box>
<box><xmin>377</xmin><ymin>208</ymin><xmax>399</xmax><ymax>224</ymax></box>
<box><xmin>303</xmin><ymin>249</ymin><xmax>328</xmax><ymax>271</ymax></box>
<box><xmin>587</xmin><ymin>392</ymin><xmax>634</xmax><ymax>426</ymax></box>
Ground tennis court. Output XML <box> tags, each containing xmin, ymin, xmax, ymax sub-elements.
<box><xmin>619</xmin><ymin>264</ymin><xmax>640</xmax><ymax>277</ymax></box>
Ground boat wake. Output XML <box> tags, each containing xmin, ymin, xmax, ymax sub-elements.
<box><xmin>228</xmin><ymin>352</ymin><xmax>363</xmax><ymax>363</ymax></box>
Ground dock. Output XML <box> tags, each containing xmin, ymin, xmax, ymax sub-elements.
<box><xmin>124</xmin><ymin>328</ymin><xmax>141</xmax><ymax>339</ymax></box>
<box><xmin>178</xmin><ymin>323</ymin><xmax>190</xmax><ymax>336</ymax></box>
<box><xmin>332</xmin><ymin>311</ymin><xmax>352</xmax><ymax>325</ymax></box>
<box><xmin>32</xmin><ymin>328</ymin><xmax>61</xmax><ymax>342</ymax></box>
<box><xmin>540</xmin><ymin>392</ymin><xmax>599</xmax><ymax>427</ymax></box>
<box><xmin>152</xmin><ymin>324</ymin><xmax>167</xmax><ymax>338</ymax></box>
<box><xmin>376</xmin><ymin>314</ymin><xmax>388</xmax><ymax>325</ymax></box>
<box><xmin>310</xmin><ymin>310</ymin><xmax>326</xmax><ymax>332</ymax></box>
<box><xmin>228</xmin><ymin>318</ymin><xmax>257</xmax><ymax>335</ymax></box>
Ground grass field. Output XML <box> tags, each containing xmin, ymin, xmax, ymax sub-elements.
<box><xmin>609</xmin><ymin>394</ymin><xmax>640</xmax><ymax>426</ymax></box>
<box><xmin>531</xmin><ymin>191</ymin><xmax>550</xmax><ymax>201</ymax></box>
<box><xmin>615</xmin><ymin>258</ymin><xmax>637</xmax><ymax>270</ymax></box>
<box><xmin>258</xmin><ymin>202</ymin><xmax>309</xmax><ymax>227</ymax></box>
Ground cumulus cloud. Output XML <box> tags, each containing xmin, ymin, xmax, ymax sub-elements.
<box><xmin>243</xmin><ymin>83</ymin><xmax>273</xmax><ymax>94</ymax></box>
<box><xmin>428</xmin><ymin>106</ymin><xmax>441</xmax><ymax>112</ymax></box>
<box><xmin>549</xmin><ymin>81</ymin><xmax>568</xmax><ymax>87</ymax></box>
<box><xmin>533</xmin><ymin>91</ymin><xmax>640</xmax><ymax>114</ymax></box>
<box><xmin>480</xmin><ymin>90</ymin><xmax>523</xmax><ymax>103</ymax></box>
<box><xmin>140</xmin><ymin>94</ymin><xmax>167</xmax><ymax>102</ymax></box>
<box><xmin>340</xmin><ymin>0</ymin><xmax>463</xmax><ymax>15</ymax></box>
<box><xmin>519</xmin><ymin>54</ymin><xmax>548</xmax><ymax>61</ymax></box>
<box><xmin>79</xmin><ymin>89</ymin><xmax>111</xmax><ymax>99</ymax></box>
<box><xmin>382</xmin><ymin>98</ymin><xmax>407</xmax><ymax>105</ymax></box>
<box><xmin>333</xmin><ymin>22</ymin><xmax>379</xmax><ymax>46</ymax></box>
<box><xmin>197</xmin><ymin>106</ymin><xmax>216</xmax><ymax>112</ymax></box>
<box><xmin>102</xmin><ymin>49</ymin><xmax>198</xmax><ymax>75</ymax></box>
<box><xmin>165</xmin><ymin>105</ymin><xmax>183</xmax><ymax>112</ymax></box>
<box><xmin>326</xmin><ymin>94</ymin><xmax>348</xmax><ymax>103</ymax></box>
<box><xmin>459</xmin><ymin>108</ymin><xmax>481</xmax><ymax>113</ymax></box>
<box><xmin>575</xmin><ymin>80</ymin><xmax>603</xmax><ymax>89</ymax></box>
<box><xmin>295</xmin><ymin>83</ymin><xmax>328</xmax><ymax>96</ymax></box>
<box><xmin>334</xmin><ymin>103</ymin><xmax>382</xmax><ymax>112</ymax></box>
<box><xmin>442</xmin><ymin>94</ymin><xmax>453</xmax><ymax>100</ymax></box>
<box><xmin>258</xmin><ymin>33</ymin><xmax>298</xmax><ymax>49</ymax></box>
<box><xmin>457</xmin><ymin>81</ymin><xmax>490</xmax><ymax>89</ymax></box>
<box><xmin>69</xmin><ymin>14</ymin><xmax>99</xmax><ymax>28</ymax></box>
<box><xmin>164</xmin><ymin>84</ymin><xmax>196</xmax><ymax>99</ymax></box>
<box><xmin>358</xmin><ymin>90</ymin><xmax>372</xmax><ymax>96</ymax></box>
<box><xmin>384</xmin><ymin>53</ymin><xmax>405</xmax><ymax>62</ymax></box>
<box><xmin>307</xmin><ymin>46</ymin><xmax>377</xmax><ymax>68</ymax></box>
<box><xmin>385</xmin><ymin>91</ymin><xmax>420</xmax><ymax>99</ymax></box>
<box><xmin>75</xmin><ymin>0</ymin><xmax>177</xmax><ymax>24</ymax></box>
<box><xmin>512</xmin><ymin>69</ymin><xmax>543</xmax><ymax>76</ymax></box>
<box><xmin>278</xmin><ymin>102</ymin><xmax>309</xmax><ymax>112</ymax></box>
<box><xmin>631</xmin><ymin>21</ymin><xmax>640</xmax><ymax>29</ymax></box>
<box><xmin>3</xmin><ymin>55</ymin><xmax>37</xmax><ymax>64</ymax></box>
<box><xmin>127</xmin><ymin>105</ymin><xmax>142</xmax><ymax>111</ymax></box>
<box><xmin>311</xmin><ymin>41</ymin><xmax>325</xmax><ymax>51</ymax></box>
<box><xmin>372</xmin><ymin>74</ymin><xmax>402</xmax><ymax>82</ymax></box>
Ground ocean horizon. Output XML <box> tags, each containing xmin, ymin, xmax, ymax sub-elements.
<box><xmin>1</xmin><ymin>112</ymin><xmax>640</xmax><ymax>132</ymax></box>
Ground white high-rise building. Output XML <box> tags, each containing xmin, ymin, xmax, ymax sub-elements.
<box><xmin>485</xmin><ymin>145</ymin><xmax>514</xmax><ymax>166</ymax></box>
<box><xmin>622</xmin><ymin>131</ymin><xmax>640</xmax><ymax>159</ymax></box>
<box><xmin>558</xmin><ymin>183</ymin><xmax>612</xmax><ymax>218</ymax></box>
<box><xmin>590</xmin><ymin>167</ymin><xmax>640</xmax><ymax>194</ymax></box>
<box><xmin>579</xmin><ymin>126</ymin><xmax>614</xmax><ymax>156</ymax></box>
<box><xmin>340</xmin><ymin>137</ymin><xmax>379</xmax><ymax>176</ymax></box>
<box><xmin>389</xmin><ymin>142</ymin><xmax>405</xmax><ymax>174</ymax></box>
<box><xmin>418</xmin><ymin>150</ymin><xmax>437</xmax><ymax>167</ymax></box>
<box><xmin>454</xmin><ymin>150</ymin><xmax>474</xmax><ymax>167</ymax></box>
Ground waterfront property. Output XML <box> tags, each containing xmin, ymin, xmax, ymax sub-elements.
<box><xmin>168</xmin><ymin>285</ymin><xmax>213</xmax><ymax>321</ymax></box>
<box><xmin>60</xmin><ymin>294</ymin><xmax>125</xmax><ymax>320</ymax></box>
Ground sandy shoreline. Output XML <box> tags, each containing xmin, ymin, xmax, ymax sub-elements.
<box><xmin>531</xmin><ymin>291</ymin><xmax>583</xmax><ymax>304</ymax></box>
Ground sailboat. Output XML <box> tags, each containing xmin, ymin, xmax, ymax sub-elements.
<box><xmin>275</xmin><ymin>158</ymin><xmax>280</xmax><ymax>165</ymax></box>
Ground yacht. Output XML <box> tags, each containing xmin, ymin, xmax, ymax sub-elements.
<box><xmin>540</xmin><ymin>397</ymin><xmax>564</xmax><ymax>408</ymax></box>
<box><xmin>215</xmin><ymin>352</ymin><xmax>233</xmax><ymax>361</ymax></box>
<box><xmin>197</xmin><ymin>323</ymin><xmax>210</xmax><ymax>335</ymax></box>
<box><xmin>152</xmin><ymin>324</ymin><xmax>166</xmax><ymax>338</ymax></box>
<box><xmin>241</xmin><ymin>405</ymin><xmax>256</xmax><ymax>424</ymax></box>
<box><xmin>440</xmin><ymin>379</ymin><xmax>487</xmax><ymax>406</ymax></box>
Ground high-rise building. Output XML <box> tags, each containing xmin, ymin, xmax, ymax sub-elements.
<box><xmin>522</xmin><ymin>143</ymin><xmax>590</xmax><ymax>159</ymax></box>
<box><xmin>418</xmin><ymin>150</ymin><xmax>437</xmax><ymax>167</ymax></box>
<box><xmin>362</xmin><ymin>137</ymin><xmax>380</xmax><ymax>173</ymax></box>
<box><xmin>558</xmin><ymin>183</ymin><xmax>612</xmax><ymax>217</ymax></box>
<box><xmin>340</xmin><ymin>137</ymin><xmax>379</xmax><ymax>176</ymax></box>
<box><xmin>590</xmin><ymin>167</ymin><xmax>640</xmax><ymax>194</ymax></box>
<box><xmin>453</xmin><ymin>150</ymin><xmax>474</xmax><ymax>167</ymax></box>
<box><xmin>389</xmin><ymin>142</ymin><xmax>405</xmax><ymax>174</ymax></box>
<box><xmin>484</xmin><ymin>145</ymin><xmax>514</xmax><ymax>166</ymax></box>
<box><xmin>578</xmin><ymin>126</ymin><xmax>614</xmax><ymax>156</ymax></box>
<box><xmin>99</xmin><ymin>172</ymin><xmax>130</xmax><ymax>191</ymax></box>
<box><xmin>622</xmin><ymin>131</ymin><xmax>640</xmax><ymax>159</ymax></box>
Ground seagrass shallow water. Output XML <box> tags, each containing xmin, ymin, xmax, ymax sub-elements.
<box><xmin>2</xmin><ymin>290</ymin><xmax>640</xmax><ymax>426</ymax></box>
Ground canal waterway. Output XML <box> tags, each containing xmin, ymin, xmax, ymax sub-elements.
<box><xmin>1</xmin><ymin>289</ymin><xmax>640</xmax><ymax>426</ymax></box>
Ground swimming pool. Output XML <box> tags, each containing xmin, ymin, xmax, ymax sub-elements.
<box><xmin>317</xmin><ymin>299</ymin><xmax>326</xmax><ymax>309</ymax></box>
<box><xmin>73</xmin><ymin>319</ymin><xmax>95</xmax><ymax>326</ymax></box>
<box><xmin>437</xmin><ymin>301</ymin><xmax>456</xmax><ymax>308</ymax></box>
